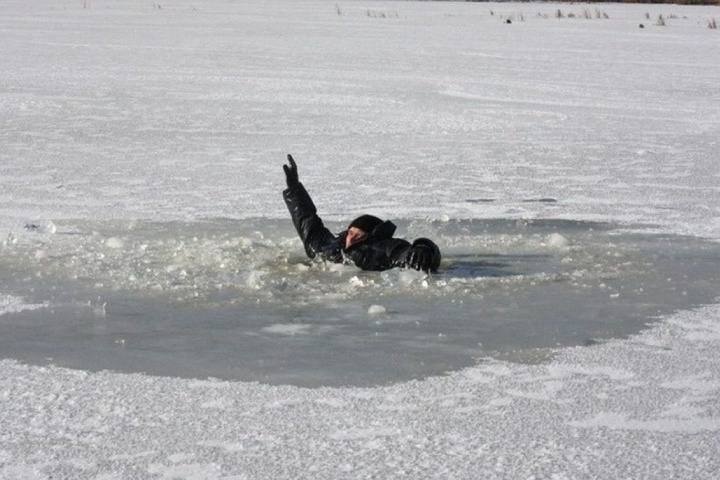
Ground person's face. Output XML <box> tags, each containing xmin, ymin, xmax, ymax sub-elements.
<box><xmin>345</xmin><ymin>227</ymin><xmax>367</xmax><ymax>249</ymax></box>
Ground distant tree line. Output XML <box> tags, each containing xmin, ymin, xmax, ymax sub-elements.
<box><xmin>464</xmin><ymin>0</ymin><xmax>720</xmax><ymax>4</ymax></box>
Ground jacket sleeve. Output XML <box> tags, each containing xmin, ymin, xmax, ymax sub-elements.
<box><xmin>349</xmin><ymin>238</ymin><xmax>412</xmax><ymax>271</ymax></box>
<box><xmin>384</xmin><ymin>237</ymin><xmax>441</xmax><ymax>272</ymax></box>
<box><xmin>282</xmin><ymin>182</ymin><xmax>337</xmax><ymax>259</ymax></box>
<box><xmin>388</xmin><ymin>239</ymin><xmax>413</xmax><ymax>269</ymax></box>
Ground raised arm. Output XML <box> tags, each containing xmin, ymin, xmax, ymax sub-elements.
<box><xmin>282</xmin><ymin>154</ymin><xmax>337</xmax><ymax>259</ymax></box>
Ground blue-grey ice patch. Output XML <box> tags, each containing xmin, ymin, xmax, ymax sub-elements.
<box><xmin>0</xmin><ymin>218</ymin><xmax>718</xmax><ymax>387</ymax></box>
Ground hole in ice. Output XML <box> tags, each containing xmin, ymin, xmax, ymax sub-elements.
<box><xmin>0</xmin><ymin>218</ymin><xmax>718</xmax><ymax>388</ymax></box>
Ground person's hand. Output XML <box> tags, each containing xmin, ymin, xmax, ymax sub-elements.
<box><xmin>408</xmin><ymin>244</ymin><xmax>433</xmax><ymax>272</ymax></box>
<box><xmin>407</xmin><ymin>238</ymin><xmax>441</xmax><ymax>273</ymax></box>
<box><xmin>283</xmin><ymin>154</ymin><xmax>299</xmax><ymax>188</ymax></box>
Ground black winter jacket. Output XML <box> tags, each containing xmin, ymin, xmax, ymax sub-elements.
<box><xmin>283</xmin><ymin>182</ymin><xmax>438</xmax><ymax>271</ymax></box>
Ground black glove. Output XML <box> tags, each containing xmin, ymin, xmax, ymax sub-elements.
<box><xmin>408</xmin><ymin>245</ymin><xmax>432</xmax><ymax>272</ymax></box>
<box><xmin>407</xmin><ymin>238</ymin><xmax>441</xmax><ymax>273</ymax></box>
<box><xmin>283</xmin><ymin>154</ymin><xmax>299</xmax><ymax>188</ymax></box>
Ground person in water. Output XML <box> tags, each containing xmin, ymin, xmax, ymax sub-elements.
<box><xmin>282</xmin><ymin>154</ymin><xmax>441</xmax><ymax>272</ymax></box>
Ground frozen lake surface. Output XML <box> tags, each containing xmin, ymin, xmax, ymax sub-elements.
<box><xmin>2</xmin><ymin>218</ymin><xmax>719</xmax><ymax>386</ymax></box>
<box><xmin>1</xmin><ymin>0</ymin><xmax>720</xmax><ymax>478</ymax></box>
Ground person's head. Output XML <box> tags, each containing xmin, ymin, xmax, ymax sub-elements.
<box><xmin>345</xmin><ymin>214</ymin><xmax>383</xmax><ymax>249</ymax></box>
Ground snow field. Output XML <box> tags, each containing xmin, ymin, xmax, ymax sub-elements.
<box><xmin>1</xmin><ymin>0</ymin><xmax>720</xmax><ymax>478</ymax></box>
<box><xmin>2</xmin><ymin>303</ymin><xmax>720</xmax><ymax>478</ymax></box>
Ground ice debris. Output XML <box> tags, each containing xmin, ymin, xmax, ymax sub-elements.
<box><xmin>105</xmin><ymin>237</ymin><xmax>125</xmax><ymax>249</ymax></box>
<box><xmin>546</xmin><ymin>233</ymin><xmax>569</xmax><ymax>249</ymax></box>
<box><xmin>368</xmin><ymin>304</ymin><xmax>386</xmax><ymax>315</ymax></box>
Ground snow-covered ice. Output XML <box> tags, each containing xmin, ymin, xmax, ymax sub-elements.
<box><xmin>1</xmin><ymin>0</ymin><xmax>720</xmax><ymax>478</ymax></box>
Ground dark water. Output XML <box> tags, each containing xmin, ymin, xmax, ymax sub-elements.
<box><xmin>0</xmin><ymin>218</ymin><xmax>718</xmax><ymax>387</ymax></box>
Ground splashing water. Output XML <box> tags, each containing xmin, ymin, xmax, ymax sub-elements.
<box><xmin>0</xmin><ymin>218</ymin><xmax>718</xmax><ymax>387</ymax></box>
